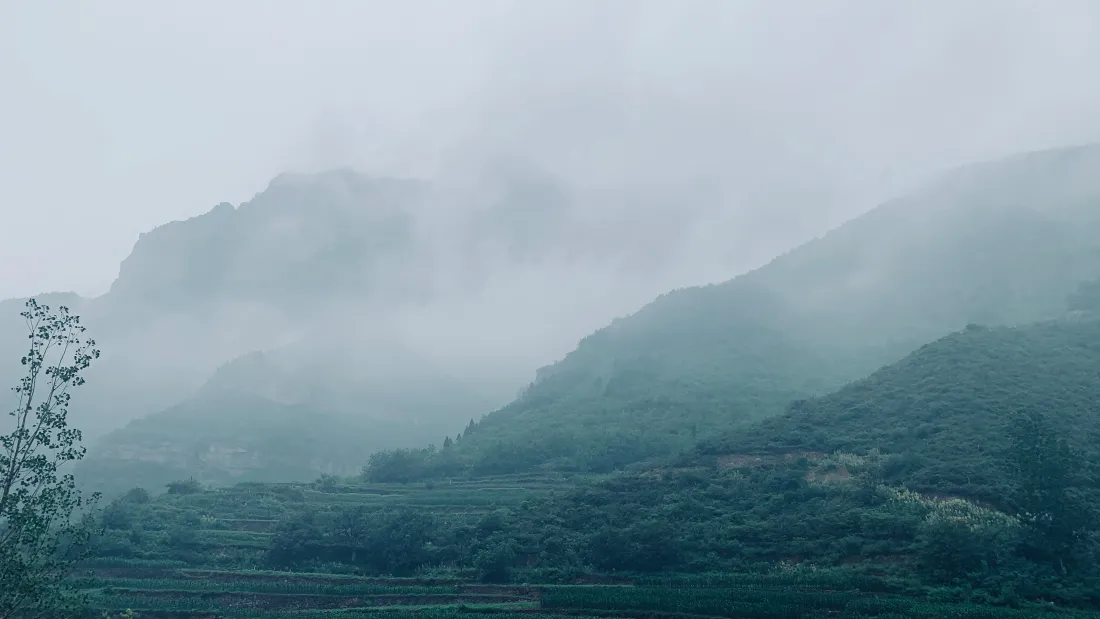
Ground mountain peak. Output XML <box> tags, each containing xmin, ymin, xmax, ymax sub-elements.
<box><xmin>106</xmin><ymin>170</ymin><xmax>428</xmax><ymax>309</ymax></box>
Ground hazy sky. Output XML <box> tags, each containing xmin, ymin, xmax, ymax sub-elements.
<box><xmin>3</xmin><ymin>0</ymin><xmax>1100</xmax><ymax>300</ymax></box>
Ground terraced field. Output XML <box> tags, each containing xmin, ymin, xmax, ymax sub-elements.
<box><xmin>82</xmin><ymin>475</ymin><xmax>1100</xmax><ymax>618</ymax></box>
<box><xmin>95</xmin><ymin>477</ymin><xmax>547</xmax><ymax>566</ymax></box>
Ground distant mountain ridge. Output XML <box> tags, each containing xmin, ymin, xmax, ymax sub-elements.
<box><xmin>9</xmin><ymin>144</ymin><xmax>1100</xmax><ymax>493</ymax></box>
<box><xmin>2</xmin><ymin>164</ymin><xmax>714</xmax><ymax>494</ymax></box>
<box><xmin>2</xmin><ymin>171</ymin><xmax>442</xmax><ymax>442</ymax></box>
<box><xmin>0</xmin><ymin>167</ymin><xmax>612</xmax><ymax>438</ymax></box>
<box><xmin>363</xmin><ymin>142</ymin><xmax>1100</xmax><ymax>480</ymax></box>
<box><xmin>76</xmin><ymin>334</ymin><xmax>494</xmax><ymax>494</ymax></box>
<box><xmin>108</xmin><ymin>171</ymin><xmax>431</xmax><ymax>310</ymax></box>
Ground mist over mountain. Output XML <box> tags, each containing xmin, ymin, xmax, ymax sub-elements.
<box><xmin>9</xmin><ymin>4</ymin><xmax>1100</xmax><ymax>616</ymax></box>
<box><xmin>77</xmin><ymin>330</ymin><xmax>495</xmax><ymax>494</ymax></box>
<box><xmin>2</xmin><ymin>161</ymin><xmax>756</xmax><ymax>491</ymax></box>
<box><xmin>365</xmin><ymin>142</ymin><xmax>1100</xmax><ymax>480</ymax></box>
<box><xmin>5</xmin><ymin>140</ymin><xmax>1100</xmax><ymax>496</ymax></box>
<box><xmin>81</xmin><ymin>193</ymin><xmax>1100</xmax><ymax>612</ymax></box>
<box><xmin>107</xmin><ymin>172</ymin><xmax>430</xmax><ymax>309</ymax></box>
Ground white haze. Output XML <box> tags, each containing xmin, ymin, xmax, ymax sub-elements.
<box><xmin>3</xmin><ymin>1</ymin><xmax>1100</xmax><ymax>298</ymax></box>
<box><xmin>3</xmin><ymin>0</ymin><xmax>1100</xmax><ymax>440</ymax></box>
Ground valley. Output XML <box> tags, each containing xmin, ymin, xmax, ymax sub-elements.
<box><xmin>84</xmin><ymin>468</ymin><xmax>1096</xmax><ymax>618</ymax></box>
<box><xmin>12</xmin><ymin>5</ymin><xmax>1100</xmax><ymax>617</ymax></box>
<box><xmin>9</xmin><ymin>144</ymin><xmax>1100</xmax><ymax>618</ymax></box>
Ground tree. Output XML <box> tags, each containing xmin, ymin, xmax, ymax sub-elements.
<box><xmin>1</xmin><ymin>299</ymin><xmax>101</xmax><ymax>619</ymax></box>
<box><xmin>1007</xmin><ymin>410</ymin><xmax>1093</xmax><ymax>573</ymax></box>
<box><xmin>314</xmin><ymin>473</ymin><xmax>340</xmax><ymax>491</ymax></box>
<box><xmin>164</xmin><ymin>478</ymin><xmax>202</xmax><ymax>495</ymax></box>
<box><xmin>474</xmin><ymin>539</ymin><xmax>517</xmax><ymax>583</ymax></box>
<box><xmin>915</xmin><ymin>499</ymin><xmax>1020</xmax><ymax>582</ymax></box>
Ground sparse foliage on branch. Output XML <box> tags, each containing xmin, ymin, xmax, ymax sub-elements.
<box><xmin>0</xmin><ymin>299</ymin><xmax>101</xmax><ymax>619</ymax></box>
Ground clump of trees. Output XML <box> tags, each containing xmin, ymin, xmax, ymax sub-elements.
<box><xmin>165</xmin><ymin>478</ymin><xmax>202</xmax><ymax>495</ymax></box>
<box><xmin>1006</xmin><ymin>410</ymin><xmax>1094</xmax><ymax>574</ymax></box>
<box><xmin>0</xmin><ymin>300</ymin><xmax>100</xmax><ymax>619</ymax></box>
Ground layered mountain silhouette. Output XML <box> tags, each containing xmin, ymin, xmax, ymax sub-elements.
<box><xmin>77</xmin><ymin>330</ymin><xmax>495</xmax><ymax>494</ymax></box>
<box><xmin>9</xmin><ymin>144</ymin><xmax>1100</xmax><ymax>493</ymax></box>
<box><xmin>2</xmin><ymin>166</ymin><xmax>701</xmax><ymax>492</ymax></box>
<box><xmin>367</xmin><ymin>143</ymin><xmax>1100</xmax><ymax>478</ymax></box>
<box><xmin>107</xmin><ymin>172</ymin><xmax>431</xmax><ymax>310</ymax></box>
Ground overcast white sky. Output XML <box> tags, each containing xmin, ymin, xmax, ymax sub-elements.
<box><xmin>3</xmin><ymin>0</ymin><xmax>1100</xmax><ymax>300</ymax></box>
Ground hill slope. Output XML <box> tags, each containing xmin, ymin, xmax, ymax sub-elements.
<box><xmin>371</xmin><ymin>143</ymin><xmax>1100</xmax><ymax>478</ymax></box>
<box><xmin>84</xmin><ymin>315</ymin><xmax>1100</xmax><ymax>608</ymax></box>
<box><xmin>707</xmin><ymin>314</ymin><xmax>1100</xmax><ymax>499</ymax></box>
<box><xmin>77</xmin><ymin>330</ymin><xmax>494</xmax><ymax>495</ymax></box>
<box><xmin>5</xmin><ymin>165</ymin><xmax>698</xmax><ymax>492</ymax></box>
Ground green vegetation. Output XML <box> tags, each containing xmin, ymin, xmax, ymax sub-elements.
<box><xmin>365</xmin><ymin>149</ymin><xmax>1100</xmax><ymax>479</ymax></box>
<box><xmin>1</xmin><ymin>300</ymin><xmax>100</xmax><ymax>619</ymax></box>
<box><xmin>78</xmin><ymin>295</ymin><xmax>1100</xmax><ymax>615</ymax></box>
<box><xmin>79</xmin><ymin>405</ymin><xmax>1100</xmax><ymax>613</ymax></box>
<box><xmin>708</xmin><ymin>316</ymin><xmax>1100</xmax><ymax>502</ymax></box>
<box><xmin>24</xmin><ymin>146</ymin><xmax>1100</xmax><ymax>617</ymax></box>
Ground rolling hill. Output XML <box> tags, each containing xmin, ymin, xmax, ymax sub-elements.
<box><xmin>704</xmin><ymin>311</ymin><xmax>1100</xmax><ymax>500</ymax></box>
<box><xmin>70</xmin><ymin>145</ymin><xmax>1100</xmax><ymax>614</ymax></box>
<box><xmin>368</xmin><ymin>143</ymin><xmax>1100</xmax><ymax>479</ymax></box>
<box><xmin>84</xmin><ymin>307</ymin><xmax>1100</xmax><ymax>611</ymax></box>
<box><xmin>75</xmin><ymin>324</ymin><xmax>496</xmax><ymax>495</ymax></box>
<box><xmin>5</xmin><ymin>163</ymin><xmax>716</xmax><ymax>493</ymax></box>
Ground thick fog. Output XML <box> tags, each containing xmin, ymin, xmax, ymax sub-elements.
<box><xmin>4</xmin><ymin>0</ymin><xmax>1100</xmax><ymax>300</ymax></box>
<box><xmin>4</xmin><ymin>1</ymin><xmax>1100</xmax><ymax>445</ymax></box>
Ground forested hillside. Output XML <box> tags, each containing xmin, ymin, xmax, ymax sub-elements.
<box><xmin>69</xmin><ymin>148</ymin><xmax>1100</xmax><ymax>615</ymax></box>
<box><xmin>704</xmin><ymin>314</ymin><xmax>1100</xmax><ymax>502</ymax></box>
<box><xmin>366</xmin><ymin>144</ymin><xmax>1100</xmax><ymax>480</ymax></box>
<box><xmin>86</xmin><ymin>303</ymin><xmax>1100</xmax><ymax>612</ymax></box>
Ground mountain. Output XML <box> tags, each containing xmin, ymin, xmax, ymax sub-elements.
<box><xmin>108</xmin><ymin>171</ymin><xmax>434</xmax><ymax>311</ymax></box>
<box><xmin>73</xmin><ymin>146</ymin><xmax>1100</xmax><ymax>611</ymax></box>
<box><xmin>2</xmin><ymin>165</ymin><xmax>715</xmax><ymax>493</ymax></box>
<box><xmin>365</xmin><ymin>143</ymin><xmax>1100</xmax><ymax>479</ymax></box>
<box><xmin>89</xmin><ymin>311</ymin><xmax>1100</xmax><ymax>607</ymax></box>
<box><xmin>5</xmin><ymin>165</ymin><xmax>707</xmax><ymax>440</ymax></box>
<box><xmin>705</xmin><ymin>312</ymin><xmax>1100</xmax><ymax>501</ymax></box>
<box><xmin>75</xmin><ymin>324</ymin><xmax>496</xmax><ymax>495</ymax></box>
<box><xmin>2</xmin><ymin>172</ymin><xmax>437</xmax><ymax>442</ymax></box>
